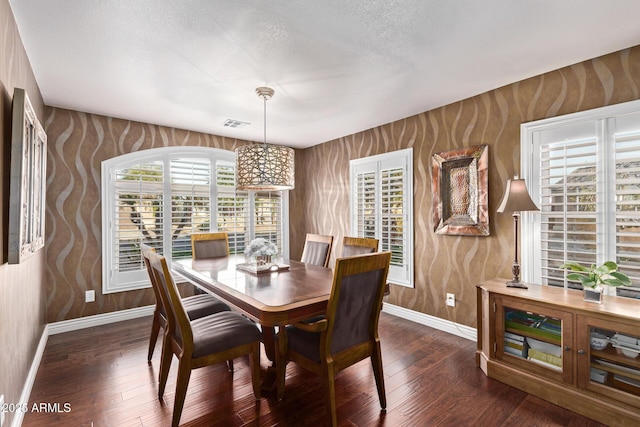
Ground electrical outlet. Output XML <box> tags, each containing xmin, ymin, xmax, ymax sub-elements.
<box><xmin>446</xmin><ymin>293</ymin><xmax>455</xmax><ymax>307</ymax></box>
<box><xmin>1</xmin><ymin>394</ymin><xmax>5</xmax><ymax>427</ymax></box>
<box><xmin>85</xmin><ymin>290</ymin><xmax>95</xmax><ymax>303</ymax></box>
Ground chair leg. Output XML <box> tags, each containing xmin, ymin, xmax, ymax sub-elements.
<box><xmin>227</xmin><ymin>359</ymin><xmax>234</xmax><ymax>372</ymax></box>
<box><xmin>147</xmin><ymin>312</ymin><xmax>162</xmax><ymax>362</ymax></box>
<box><xmin>172</xmin><ymin>359</ymin><xmax>192</xmax><ymax>427</ymax></box>
<box><xmin>321</xmin><ymin>363</ymin><xmax>338</xmax><ymax>427</ymax></box>
<box><xmin>371</xmin><ymin>341</ymin><xmax>387</xmax><ymax>409</ymax></box>
<box><xmin>158</xmin><ymin>336</ymin><xmax>172</xmax><ymax>398</ymax></box>
<box><xmin>250</xmin><ymin>342</ymin><xmax>261</xmax><ymax>400</ymax></box>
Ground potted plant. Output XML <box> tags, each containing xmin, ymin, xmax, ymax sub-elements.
<box><xmin>245</xmin><ymin>238</ymin><xmax>278</xmax><ymax>270</ymax></box>
<box><xmin>560</xmin><ymin>261</ymin><xmax>632</xmax><ymax>303</ymax></box>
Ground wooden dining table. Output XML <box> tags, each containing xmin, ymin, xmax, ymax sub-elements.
<box><xmin>172</xmin><ymin>254</ymin><xmax>334</xmax><ymax>390</ymax></box>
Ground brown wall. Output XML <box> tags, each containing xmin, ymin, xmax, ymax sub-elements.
<box><xmin>44</xmin><ymin>46</ymin><xmax>640</xmax><ymax>329</ymax></box>
<box><xmin>290</xmin><ymin>46</ymin><xmax>640</xmax><ymax>328</ymax></box>
<box><xmin>44</xmin><ymin>110</ymin><xmax>254</xmax><ymax>321</ymax></box>
<box><xmin>0</xmin><ymin>0</ymin><xmax>46</xmax><ymax>425</ymax></box>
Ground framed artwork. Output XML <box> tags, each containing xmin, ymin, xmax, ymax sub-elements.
<box><xmin>8</xmin><ymin>88</ymin><xmax>47</xmax><ymax>264</ymax></box>
<box><xmin>432</xmin><ymin>145</ymin><xmax>489</xmax><ymax>236</ymax></box>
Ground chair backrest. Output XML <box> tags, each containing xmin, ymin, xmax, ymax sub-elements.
<box><xmin>324</xmin><ymin>252</ymin><xmax>391</xmax><ymax>355</ymax></box>
<box><xmin>300</xmin><ymin>233</ymin><xmax>334</xmax><ymax>267</ymax></box>
<box><xmin>341</xmin><ymin>236</ymin><xmax>379</xmax><ymax>257</ymax></box>
<box><xmin>191</xmin><ymin>232</ymin><xmax>229</xmax><ymax>259</ymax></box>
<box><xmin>148</xmin><ymin>251</ymin><xmax>192</xmax><ymax>351</ymax></box>
<box><xmin>141</xmin><ymin>243</ymin><xmax>165</xmax><ymax>312</ymax></box>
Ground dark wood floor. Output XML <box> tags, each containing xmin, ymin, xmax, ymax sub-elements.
<box><xmin>22</xmin><ymin>313</ymin><xmax>605</xmax><ymax>427</ymax></box>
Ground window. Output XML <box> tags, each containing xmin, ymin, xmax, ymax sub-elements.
<box><xmin>102</xmin><ymin>147</ymin><xmax>288</xmax><ymax>293</ymax></box>
<box><xmin>521</xmin><ymin>100</ymin><xmax>640</xmax><ymax>298</ymax></box>
<box><xmin>350</xmin><ymin>148</ymin><xmax>414</xmax><ymax>287</ymax></box>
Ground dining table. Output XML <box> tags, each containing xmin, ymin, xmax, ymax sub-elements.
<box><xmin>172</xmin><ymin>254</ymin><xmax>334</xmax><ymax>391</ymax></box>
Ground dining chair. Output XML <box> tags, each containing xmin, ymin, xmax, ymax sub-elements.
<box><xmin>275</xmin><ymin>251</ymin><xmax>391</xmax><ymax>427</ymax></box>
<box><xmin>148</xmin><ymin>251</ymin><xmax>262</xmax><ymax>427</ymax></box>
<box><xmin>140</xmin><ymin>243</ymin><xmax>230</xmax><ymax>363</ymax></box>
<box><xmin>191</xmin><ymin>232</ymin><xmax>230</xmax><ymax>259</ymax></box>
<box><xmin>341</xmin><ymin>236</ymin><xmax>379</xmax><ymax>257</ymax></box>
<box><xmin>300</xmin><ymin>233</ymin><xmax>334</xmax><ymax>267</ymax></box>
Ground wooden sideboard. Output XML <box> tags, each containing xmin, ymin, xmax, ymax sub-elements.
<box><xmin>476</xmin><ymin>279</ymin><xmax>640</xmax><ymax>427</ymax></box>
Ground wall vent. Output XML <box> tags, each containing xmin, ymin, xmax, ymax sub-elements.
<box><xmin>222</xmin><ymin>119</ymin><xmax>250</xmax><ymax>128</ymax></box>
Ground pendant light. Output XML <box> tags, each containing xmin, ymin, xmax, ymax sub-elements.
<box><xmin>235</xmin><ymin>87</ymin><xmax>295</xmax><ymax>191</ymax></box>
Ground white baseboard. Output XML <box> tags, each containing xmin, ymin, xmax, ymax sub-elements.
<box><xmin>382</xmin><ymin>303</ymin><xmax>477</xmax><ymax>341</ymax></box>
<box><xmin>11</xmin><ymin>326</ymin><xmax>49</xmax><ymax>427</ymax></box>
<box><xmin>48</xmin><ymin>305</ymin><xmax>154</xmax><ymax>335</ymax></box>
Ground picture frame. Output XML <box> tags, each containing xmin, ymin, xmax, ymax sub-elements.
<box><xmin>8</xmin><ymin>88</ymin><xmax>47</xmax><ymax>264</ymax></box>
<box><xmin>432</xmin><ymin>145</ymin><xmax>489</xmax><ymax>236</ymax></box>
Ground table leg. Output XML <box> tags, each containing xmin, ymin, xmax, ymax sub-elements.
<box><xmin>260</xmin><ymin>326</ymin><xmax>278</xmax><ymax>392</ymax></box>
<box><xmin>261</xmin><ymin>326</ymin><xmax>277</xmax><ymax>361</ymax></box>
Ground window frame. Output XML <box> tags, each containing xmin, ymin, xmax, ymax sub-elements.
<box><xmin>101</xmin><ymin>146</ymin><xmax>289</xmax><ymax>294</ymax></box>
<box><xmin>349</xmin><ymin>148</ymin><xmax>414</xmax><ymax>287</ymax></box>
<box><xmin>521</xmin><ymin>99</ymin><xmax>640</xmax><ymax>295</ymax></box>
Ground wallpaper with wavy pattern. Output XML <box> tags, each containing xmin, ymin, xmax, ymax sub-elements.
<box><xmin>44</xmin><ymin>113</ymin><xmax>250</xmax><ymax>321</ymax></box>
<box><xmin>289</xmin><ymin>46</ymin><xmax>640</xmax><ymax>327</ymax></box>
<box><xmin>45</xmin><ymin>46</ymin><xmax>640</xmax><ymax>327</ymax></box>
<box><xmin>0</xmin><ymin>0</ymin><xmax>46</xmax><ymax>425</ymax></box>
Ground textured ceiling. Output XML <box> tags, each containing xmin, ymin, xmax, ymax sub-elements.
<box><xmin>9</xmin><ymin>0</ymin><xmax>640</xmax><ymax>148</ymax></box>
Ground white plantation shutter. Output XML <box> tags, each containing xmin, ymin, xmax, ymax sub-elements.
<box><xmin>170</xmin><ymin>158</ymin><xmax>211</xmax><ymax>260</ymax></box>
<box><xmin>614</xmin><ymin>117</ymin><xmax>640</xmax><ymax>297</ymax></box>
<box><xmin>350</xmin><ymin>148</ymin><xmax>413</xmax><ymax>287</ymax></box>
<box><xmin>254</xmin><ymin>192</ymin><xmax>284</xmax><ymax>256</ymax></box>
<box><xmin>538</xmin><ymin>131</ymin><xmax>598</xmax><ymax>289</ymax></box>
<box><xmin>102</xmin><ymin>147</ymin><xmax>289</xmax><ymax>293</ymax></box>
<box><xmin>522</xmin><ymin>101</ymin><xmax>640</xmax><ymax>298</ymax></box>
<box><xmin>111</xmin><ymin>160</ymin><xmax>164</xmax><ymax>290</ymax></box>
<box><xmin>355</xmin><ymin>171</ymin><xmax>377</xmax><ymax>239</ymax></box>
<box><xmin>216</xmin><ymin>162</ymin><xmax>249</xmax><ymax>254</ymax></box>
<box><xmin>381</xmin><ymin>167</ymin><xmax>406</xmax><ymax>271</ymax></box>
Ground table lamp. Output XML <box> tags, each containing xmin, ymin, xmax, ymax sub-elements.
<box><xmin>497</xmin><ymin>176</ymin><xmax>539</xmax><ymax>288</ymax></box>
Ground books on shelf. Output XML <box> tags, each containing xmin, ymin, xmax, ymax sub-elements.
<box><xmin>505</xmin><ymin>340</ymin><xmax>525</xmax><ymax>356</ymax></box>
<box><xmin>505</xmin><ymin>332</ymin><xmax>525</xmax><ymax>342</ymax></box>
<box><xmin>528</xmin><ymin>348</ymin><xmax>562</xmax><ymax>368</ymax></box>
<box><xmin>504</xmin><ymin>332</ymin><xmax>526</xmax><ymax>358</ymax></box>
<box><xmin>525</xmin><ymin>337</ymin><xmax>562</xmax><ymax>371</ymax></box>
<box><xmin>504</xmin><ymin>310</ymin><xmax>561</xmax><ymax>342</ymax></box>
<box><xmin>505</xmin><ymin>345</ymin><xmax>524</xmax><ymax>357</ymax></box>
<box><xmin>526</xmin><ymin>337</ymin><xmax>562</xmax><ymax>356</ymax></box>
<box><xmin>528</xmin><ymin>356</ymin><xmax>562</xmax><ymax>371</ymax></box>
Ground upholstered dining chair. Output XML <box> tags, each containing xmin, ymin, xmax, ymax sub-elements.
<box><xmin>191</xmin><ymin>232</ymin><xmax>230</xmax><ymax>259</ymax></box>
<box><xmin>300</xmin><ymin>233</ymin><xmax>334</xmax><ymax>267</ymax></box>
<box><xmin>140</xmin><ymin>243</ymin><xmax>230</xmax><ymax>363</ymax></box>
<box><xmin>148</xmin><ymin>251</ymin><xmax>262</xmax><ymax>427</ymax></box>
<box><xmin>275</xmin><ymin>251</ymin><xmax>391</xmax><ymax>427</ymax></box>
<box><xmin>341</xmin><ymin>236</ymin><xmax>379</xmax><ymax>257</ymax></box>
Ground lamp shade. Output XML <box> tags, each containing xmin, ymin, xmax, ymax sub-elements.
<box><xmin>235</xmin><ymin>144</ymin><xmax>295</xmax><ymax>191</ymax></box>
<box><xmin>235</xmin><ymin>86</ymin><xmax>295</xmax><ymax>191</ymax></box>
<box><xmin>497</xmin><ymin>178</ymin><xmax>538</xmax><ymax>213</ymax></box>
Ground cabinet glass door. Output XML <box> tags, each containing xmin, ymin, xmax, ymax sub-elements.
<box><xmin>577</xmin><ymin>315</ymin><xmax>640</xmax><ymax>408</ymax></box>
<box><xmin>495</xmin><ymin>296</ymin><xmax>573</xmax><ymax>384</ymax></box>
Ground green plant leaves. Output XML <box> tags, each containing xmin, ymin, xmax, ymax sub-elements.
<box><xmin>560</xmin><ymin>261</ymin><xmax>632</xmax><ymax>288</ymax></box>
<box><xmin>559</xmin><ymin>262</ymin><xmax>589</xmax><ymax>272</ymax></box>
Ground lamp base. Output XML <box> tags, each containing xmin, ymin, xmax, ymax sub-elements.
<box><xmin>506</xmin><ymin>280</ymin><xmax>528</xmax><ymax>289</ymax></box>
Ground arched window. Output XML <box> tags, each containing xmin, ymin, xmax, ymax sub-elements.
<box><xmin>101</xmin><ymin>147</ymin><xmax>289</xmax><ymax>293</ymax></box>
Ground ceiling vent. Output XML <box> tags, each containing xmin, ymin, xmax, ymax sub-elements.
<box><xmin>222</xmin><ymin>119</ymin><xmax>250</xmax><ymax>129</ymax></box>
